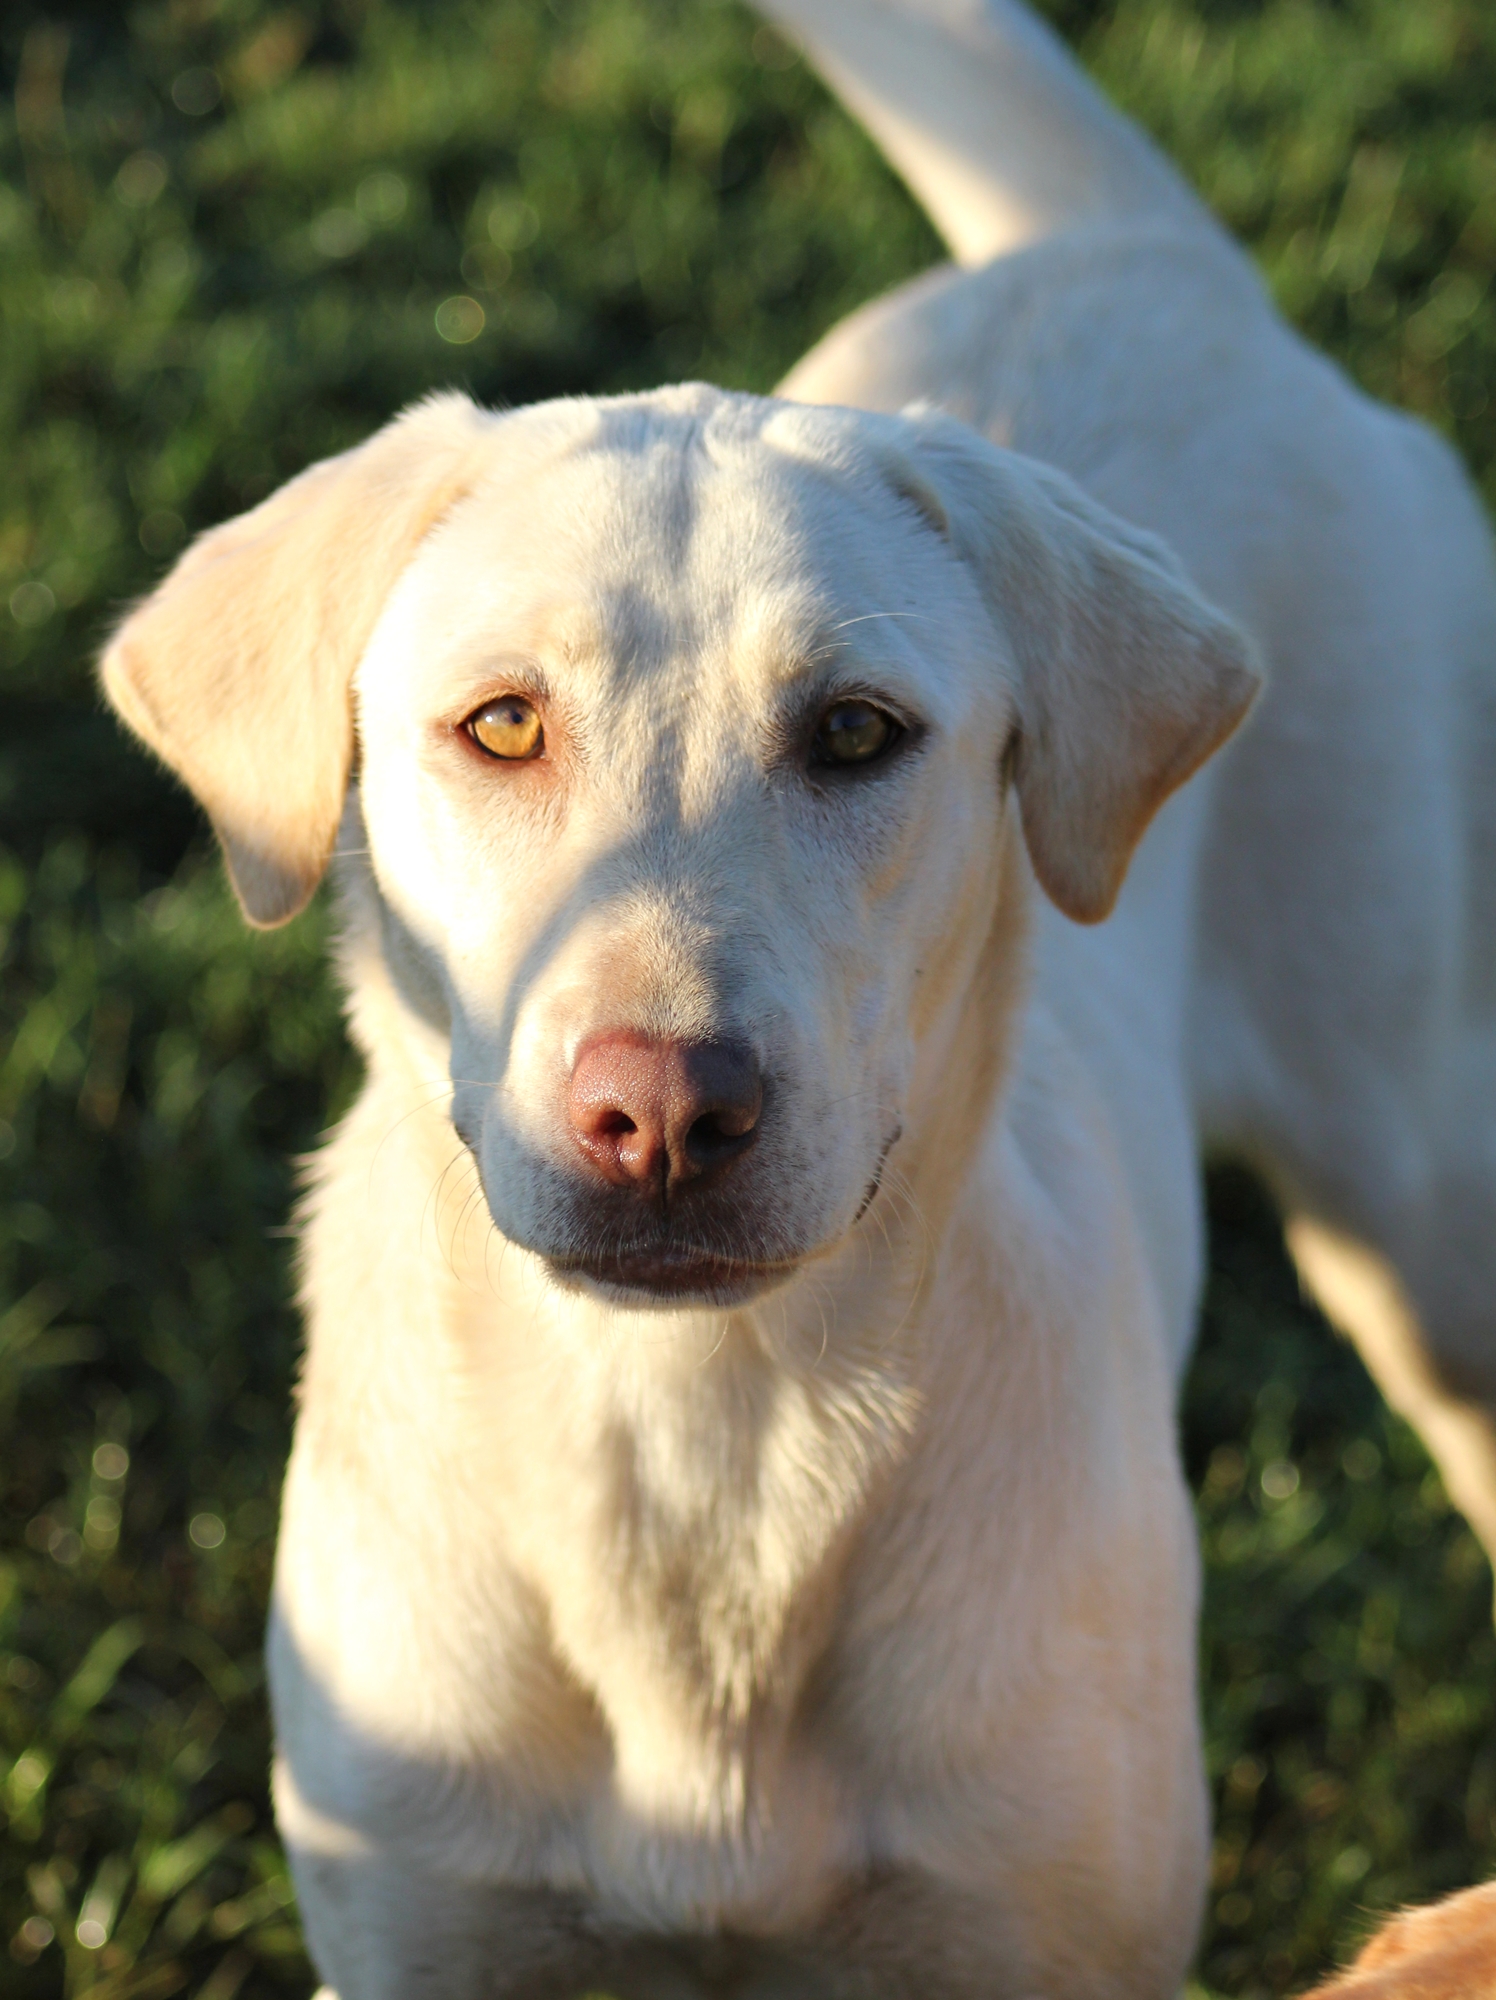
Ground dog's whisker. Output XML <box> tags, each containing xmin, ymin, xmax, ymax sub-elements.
<box><xmin>824</xmin><ymin>608</ymin><xmax>938</xmax><ymax>632</ymax></box>
<box><xmin>450</xmin><ymin>1175</ymin><xmax>489</xmax><ymax>1281</ymax></box>
<box><xmin>422</xmin><ymin>1144</ymin><xmax>474</xmax><ymax>1276</ymax></box>
<box><xmin>364</xmin><ymin>1084</ymin><xmax>462</xmax><ymax>1197</ymax></box>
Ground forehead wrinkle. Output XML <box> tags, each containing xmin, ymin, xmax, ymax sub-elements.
<box><xmin>439</xmin><ymin>406</ymin><xmax>708</xmax><ymax>598</ymax></box>
<box><xmin>514</xmin><ymin>444</ymin><xmax>719</xmax><ymax>711</ymax></box>
<box><xmin>571</xmin><ymin>414</ymin><xmax>706</xmax><ymax>574</ymax></box>
<box><xmin>687</xmin><ymin>440</ymin><xmax>956</xmax><ymax>647</ymax></box>
<box><xmin>586</xmin><ymin>584</ymin><xmax>705</xmax><ymax>705</ymax></box>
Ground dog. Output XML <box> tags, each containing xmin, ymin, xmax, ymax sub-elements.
<box><xmin>1299</xmin><ymin>1880</ymin><xmax>1496</xmax><ymax>1997</ymax></box>
<box><xmin>99</xmin><ymin>1</ymin><xmax>1496</xmax><ymax>1994</ymax></box>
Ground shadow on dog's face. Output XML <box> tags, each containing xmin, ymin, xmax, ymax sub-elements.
<box><xmin>100</xmin><ymin>383</ymin><xmax>1257</xmax><ymax>1315</ymax></box>
<box><xmin>354</xmin><ymin>393</ymin><xmax>1013</xmax><ymax>1309</ymax></box>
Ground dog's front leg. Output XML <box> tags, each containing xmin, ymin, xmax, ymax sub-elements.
<box><xmin>291</xmin><ymin>1850</ymin><xmax>649</xmax><ymax>2000</ymax></box>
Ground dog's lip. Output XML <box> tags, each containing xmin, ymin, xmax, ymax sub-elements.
<box><xmin>546</xmin><ymin>1246</ymin><xmax>799</xmax><ymax>1302</ymax></box>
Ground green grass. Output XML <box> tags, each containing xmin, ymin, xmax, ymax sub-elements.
<box><xmin>3</xmin><ymin>0</ymin><xmax>1496</xmax><ymax>1993</ymax></box>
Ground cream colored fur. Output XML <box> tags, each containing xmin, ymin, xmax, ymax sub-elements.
<box><xmin>101</xmin><ymin>396</ymin><xmax>497</xmax><ymax>926</ymax></box>
<box><xmin>99</xmin><ymin>2</ymin><xmax>1496</xmax><ymax>1996</ymax></box>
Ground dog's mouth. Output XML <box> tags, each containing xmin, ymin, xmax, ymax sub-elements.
<box><xmin>544</xmin><ymin>1246</ymin><xmax>800</xmax><ymax>1308</ymax></box>
<box><xmin>470</xmin><ymin>1113</ymin><xmax>904</xmax><ymax>1312</ymax></box>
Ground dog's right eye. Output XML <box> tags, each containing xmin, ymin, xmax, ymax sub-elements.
<box><xmin>467</xmin><ymin>697</ymin><xmax>543</xmax><ymax>760</ymax></box>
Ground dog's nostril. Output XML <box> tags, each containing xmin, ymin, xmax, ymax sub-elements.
<box><xmin>687</xmin><ymin>1106</ymin><xmax>757</xmax><ymax>1160</ymax></box>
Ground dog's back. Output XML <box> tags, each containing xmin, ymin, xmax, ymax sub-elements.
<box><xmin>771</xmin><ymin>0</ymin><xmax>1496</xmax><ymax>1560</ymax></box>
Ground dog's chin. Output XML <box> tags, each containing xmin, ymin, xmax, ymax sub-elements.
<box><xmin>543</xmin><ymin>1249</ymin><xmax>800</xmax><ymax>1311</ymax></box>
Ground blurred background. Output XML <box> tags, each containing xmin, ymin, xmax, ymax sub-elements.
<box><xmin>3</xmin><ymin>0</ymin><xmax>1496</xmax><ymax>1994</ymax></box>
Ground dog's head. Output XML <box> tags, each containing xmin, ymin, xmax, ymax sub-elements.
<box><xmin>102</xmin><ymin>386</ymin><xmax>1257</xmax><ymax>1308</ymax></box>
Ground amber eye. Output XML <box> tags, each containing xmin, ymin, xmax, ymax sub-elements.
<box><xmin>811</xmin><ymin>698</ymin><xmax>899</xmax><ymax>768</ymax></box>
<box><xmin>467</xmin><ymin>696</ymin><xmax>543</xmax><ymax>761</ymax></box>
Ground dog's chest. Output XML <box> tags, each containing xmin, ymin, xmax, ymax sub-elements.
<box><xmin>467</xmin><ymin>1323</ymin><xmax>919</xmax><ymax>1919</ymax></box>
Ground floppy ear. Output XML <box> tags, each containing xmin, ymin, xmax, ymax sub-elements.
<box><xmin>100</xmin><ymin>392</ymin><xmax>497</xmax><ymax>928</ymax></box>
<box><xmin>897</xmin><ymin>411</ymin><xmax>1262</xmax><ymax>923</ymax></box>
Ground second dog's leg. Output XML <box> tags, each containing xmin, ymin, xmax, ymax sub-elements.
<box><xmin>1288</xmin><ymin>1176</ymin><xmax>1496</xmax><ymax>1567</ymax></box>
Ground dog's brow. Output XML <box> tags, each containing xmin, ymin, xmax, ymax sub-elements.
<box><xmin>516</xmin><ymin>603</ymin><xmax>610</xmax><ymax>666</ymax></box>
<box><xmin>759</xmin><ymin>612</ymin><xmax>934</xmax><ymax>695</ymax></box>
<box><xmin>428</xmin><ymin>603</ymin><xmax>617</xmax><ymax>707</ymax></box>
<box><xmin>435</xmin><ymin>654</ymin><xmax>551</xmax><ymax>704</ymax></box>
<box><xmin>750</xmin><ymin>618</ymin><xmax>876</xmax><ymax>687</ymax></box>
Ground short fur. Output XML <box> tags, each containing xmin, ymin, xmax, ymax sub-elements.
<box><xmin>101</xmin><ymin>2</ymin><xmax>1496</xmax><ymax>1995</ymax></box>
<box><xmin>1299</xmin><ymin>1880</ymin><xmax>1496</xmax><ymax>1998</ymax></box>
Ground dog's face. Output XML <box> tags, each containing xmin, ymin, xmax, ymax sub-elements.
<box><xmin>102</xmin><ymin>386</ymin><xmax>1257</xmax><ymax>1308</ymax></box>
<box><xmin>355</xmin><ymin>395</ymin><xmax>1009</xmax><ymax>1302</ymax></box>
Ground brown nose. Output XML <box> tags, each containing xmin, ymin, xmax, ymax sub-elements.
<box><xmin>567</xmin><ymin>1034</ymin><xmax>763</xmax><ymax>1194</ymax></box>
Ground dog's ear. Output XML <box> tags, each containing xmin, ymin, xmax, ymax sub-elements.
<box><xmin>896</xmin><ymin>411</ymin><xmax>1261</xmax><ymax>923</ymax></box>
<box><xmin>100</xmin><ymin>392</ymin><xmax>496</xmax><ymax>928</ymax></box>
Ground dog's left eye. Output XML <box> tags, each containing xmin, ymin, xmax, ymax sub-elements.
<box><xmin>811</xmin><ymin>699</ymin><xmax>900</xmax><ymax>769</ymax></box>
<box><xmin>467</xmin><ymin>697</ymin><xmax>543</xmax><ymax>761</ymax></box>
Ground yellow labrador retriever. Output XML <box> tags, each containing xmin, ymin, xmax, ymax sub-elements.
<box><xmin>99</xmin><ymin>1</ymin><xmax>1496</xmax><ymax>1995</ymax></box>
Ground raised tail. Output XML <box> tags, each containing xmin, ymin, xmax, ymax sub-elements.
<box><xmin>759</xmin><ymin>0</ymin><xmax>1210</xmax><ymax>265</ymax></box>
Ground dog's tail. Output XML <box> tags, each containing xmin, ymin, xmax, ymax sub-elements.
<box><xmin>758</xmin><ymin>0</ymin><xmax>1211</xmax><ymax>266</ymax></box>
